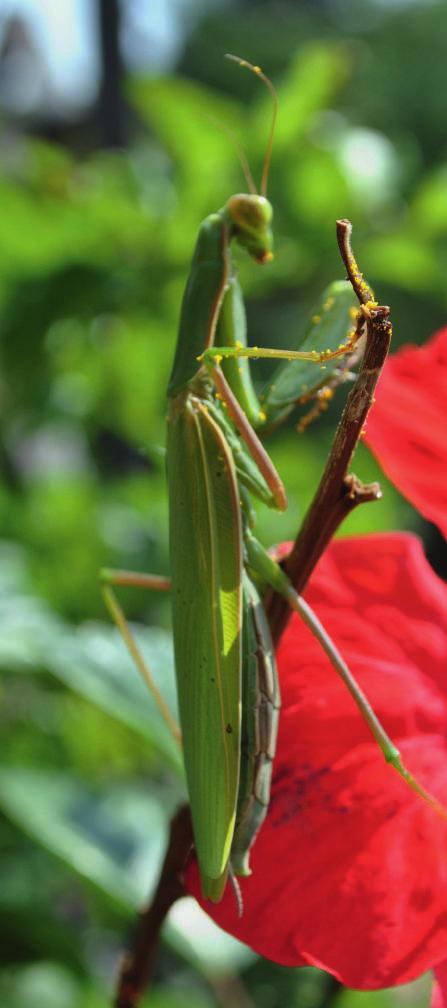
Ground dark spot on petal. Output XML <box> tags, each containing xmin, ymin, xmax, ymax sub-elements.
<box><xmin>410</xmin><ymin>888</ymin><xmax>433</xmax><ymax>912</ymax></box>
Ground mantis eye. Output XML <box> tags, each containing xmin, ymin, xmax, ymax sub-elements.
<box><xmin>226</xmin><ymin>194</ymin><xmax>273</xmax><ymax>264</ymax></box>
<box><xmin>227</xmin><ymin>194</ymin><xmax>272</xmax><ymax>230</ymax></box>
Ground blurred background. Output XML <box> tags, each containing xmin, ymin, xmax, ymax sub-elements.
<box><xmin>0</xmin><ymin>1</ymin><xmax>446</xmax><ymax>1005</ymax></box>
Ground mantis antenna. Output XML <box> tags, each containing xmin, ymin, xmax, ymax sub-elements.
<box><xmin>204</xmin><ymin>113</ymin><xmax>257</xmax><ymax>194</ymax></box>
<box><xmin>225</xmin><ymin>53</ymin><xmax>278</xmax><ymax>197</ymax></box>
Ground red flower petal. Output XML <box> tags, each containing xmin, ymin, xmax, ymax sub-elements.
<box><xmin>365</xmin><ymin>326</ymin><xmax>447</xmax><ymax>537</ymax></box>
<box><xmin>186</xmin><ymin>533</ymin><xmax>447</xmax><ymax>990</ymax></box>
<box><xmin>432</xmin><ymin>963</ymin><xmax>447</xmax><ymax>1008</ymax></box>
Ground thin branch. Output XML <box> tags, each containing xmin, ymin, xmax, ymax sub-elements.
<box><xmin>267</xmin><ymin>224</ymin><xmax>392</xmax><ymax>644</ymax></box>
<box><xmin>336</xmin><ymin>218</ymin><xmax>375</xmax><ymax>306</ymax></box>
<box><xmin>114</xmin><ymin>805</ymin><xmax>193</xmax><ymax>1008</ymax></box>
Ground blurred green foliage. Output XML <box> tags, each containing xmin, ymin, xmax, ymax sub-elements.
<box><xmin>1</xmin><ymin>1</ymin><xmax>446</xmax><ymax>1004</ymax></box>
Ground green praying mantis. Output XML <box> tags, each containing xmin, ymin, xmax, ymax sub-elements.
<box><xmin>101</xmin><ymin>56</ymin><xmax>447</xmax><ymax>906</ymax></box>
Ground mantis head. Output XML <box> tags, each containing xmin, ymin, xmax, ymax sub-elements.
<box><xmin>226</xmin><ymin>193</ymin><xmax>273</xmax><ymax>264</ymax></box>
<box><xmin>222</xmin><ymin>56</ymin><xmax>277</xmax><ymax>264</ymax></box>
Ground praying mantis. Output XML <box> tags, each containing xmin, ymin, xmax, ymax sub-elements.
<box><xmin>101</xmin><ymin>56</ymin><xmax>447</xmax><ymax>907</ymax></box>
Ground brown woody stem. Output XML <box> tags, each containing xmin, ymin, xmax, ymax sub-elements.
<box><xmin>336</xmin><ymin>218</ymin><xmax>375</xmax><ymax>305</ymax></box>
<box><xmin>267</xmin><ymin>222</ymin><xmax>392</xmax><ymax>643</ymax></box>
<box><xmin>114</xmin><ymin>805</ymin><xmax>193</xmax><ymax>1008</ymax></box>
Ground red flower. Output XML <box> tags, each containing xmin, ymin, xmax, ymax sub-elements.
<box><xmin>186</xmin><ymin>533</ymin><xmax>447</xmax><ymax>990</ymax></box>
<box><xmin>365</xmin><ymin>326</ymin><xmax>447</xmax><ymax>538</ymax></box>
<box><xmin>432</xmin><ymin>962</ymin><xmax>447</xmax><ymax>1008</ymax></box>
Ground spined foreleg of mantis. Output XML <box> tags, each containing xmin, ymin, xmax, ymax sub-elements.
<box><xmin>199</xmin><ymin>284</ymin><xmax>372</xmax><ymax>429</ymax></box>
<box><xmin>201</xmin><ymin>212</ymin><xmax>374</xmax><ymax>436</ymax></box>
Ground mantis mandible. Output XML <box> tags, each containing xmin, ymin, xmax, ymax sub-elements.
<box><xmin>101</xmin><ymin>56</ymin><xmax>447</xmax><ymax>906</ymax></box>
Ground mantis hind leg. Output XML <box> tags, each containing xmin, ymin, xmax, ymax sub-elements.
<box><xmin>101</xmin><ymin>569</ymin><xmax>171</xmax><ymax>591</ymax></box>
<box><xmin>100</xmin><ymin>569</ymin><xmax>181</xmax><ymax>746</ymax></box>
<box><xmin>245</xmin><ymin>533</ymin><xmax>447</xmax><ymax>823</ymax></box>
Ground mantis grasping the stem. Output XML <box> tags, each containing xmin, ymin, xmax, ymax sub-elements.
<box><xmin>101</xmin><ymin>55</ymin><xmax>447</xmax><ymax>907</ymax></box>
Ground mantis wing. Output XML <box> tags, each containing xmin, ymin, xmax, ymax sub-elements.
<box><xmin>167</xmin><ymin>390</ymin><xmax>243</xmax><ymax>901</ymax></box>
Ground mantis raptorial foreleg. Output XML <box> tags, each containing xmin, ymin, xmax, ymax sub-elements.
<box><xmin>202</xmin><ymin>221</ymin><xmax>372</xmax><ymax>437</ymax></box>
<box><xmin>211</xmin><ymin>364</ymin><xmax>287</xmax><ymax>510</ymax></box>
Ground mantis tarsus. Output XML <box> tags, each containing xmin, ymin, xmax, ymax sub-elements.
<box><xmin>102</xmin><ymin>55</ymin><xmax>447</xmax><ymax>906</ymax></box>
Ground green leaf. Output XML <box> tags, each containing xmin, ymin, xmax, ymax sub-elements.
<box><xmin>0</xmin><ymin>962</ymin><xmax>82</xmax><ymax>1008</ymax></box>
<box><xmin>0</xmin><ymin>542</ymin><xmax>181</xmax><ymax>771</ymax></box>
<box><xmin>337</xmin><ymin>973</ymin><xmax>430</xmax><ymax>1008</ymax></box>
<box><xmin>412</xmin><ymin>164</ymin><xmax>447</xmax><ymax>237</ymax></box>
<box><xmin>0</xmin><ymin>767</ymin><xmax>251</xmax><ymax>977</ymax></box>
<box><xmin>128</xmin><ymin>75</ymin><xmax>243</xmax><ymax>223</ymax></box>
<box><xmin>0</xmin><ymin>542</ymin><xmax>66</xmax><ymax>671</ymax></box>
<box><xmin>48</xmin><ymin>620</ymin><xmax>182</xmax><ymax>773</ymax></box>
<box><xmin>366</xmin><ymin>233</ymin><xmax>441</xmax><ymax>293</ymax></box>
<box><xmin>0</xmin><ymin>768</ymin><xmax>166</xmax><ymax>909</ymax></box>
<box><xmin>269</xmin><ymin>43</ymin><xmax>353</xmax><ymax>150</ymax></box>
<box><xmin>261</xmin><ymin>281</ymin><xmax>358</xmax><ymax>423</ymax></box>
